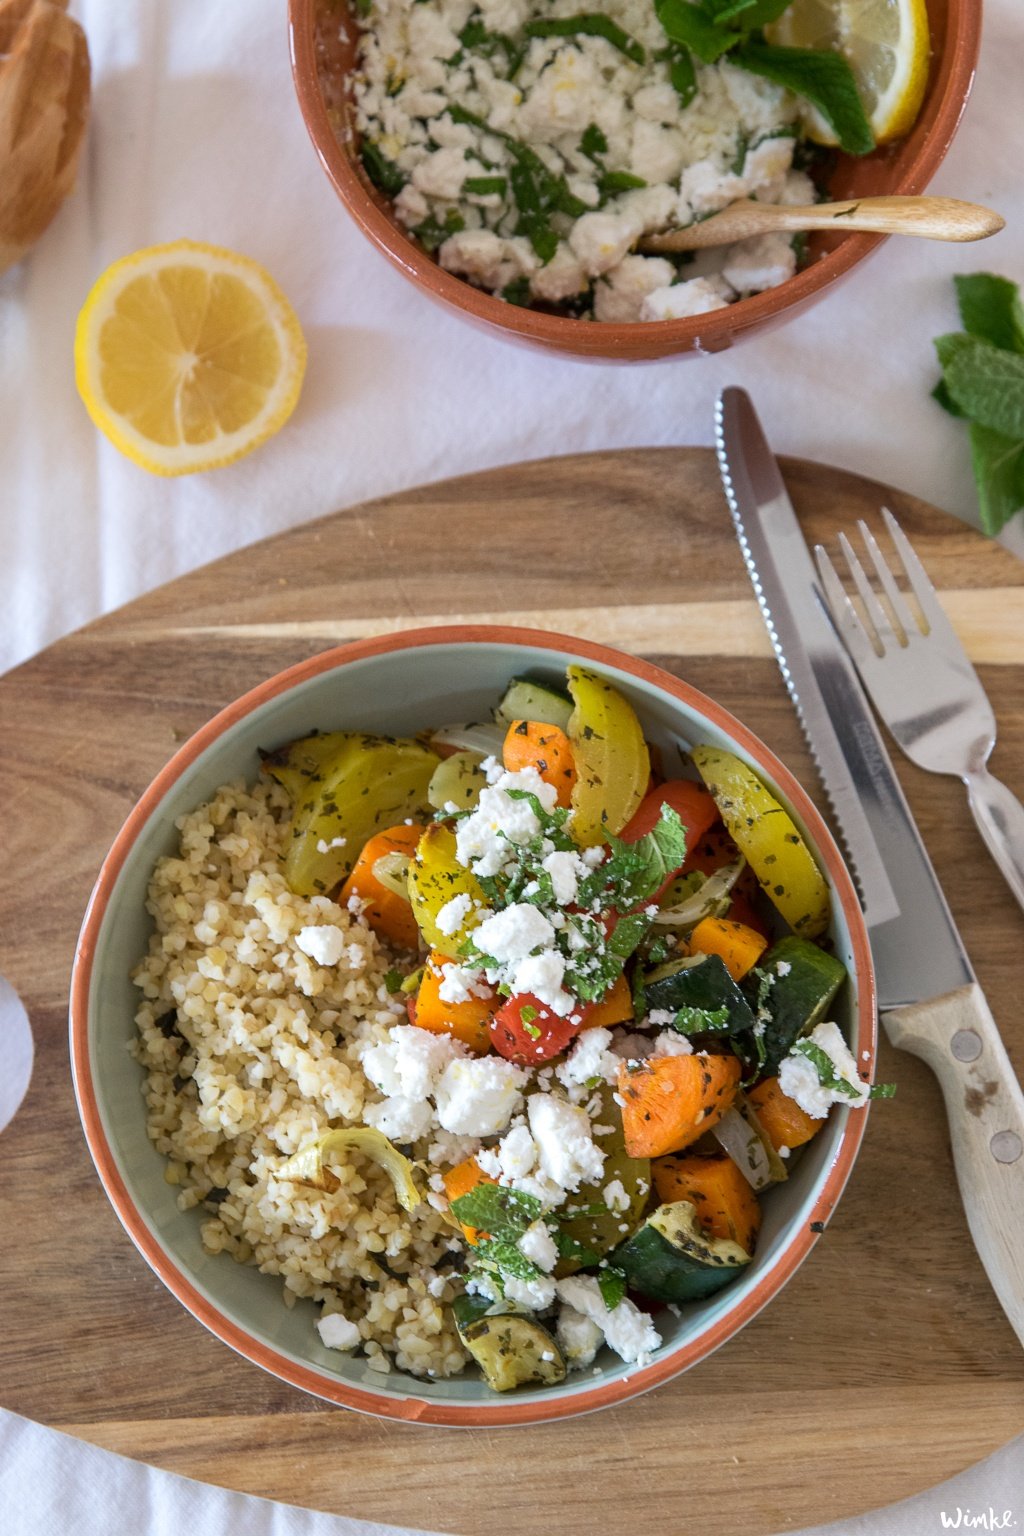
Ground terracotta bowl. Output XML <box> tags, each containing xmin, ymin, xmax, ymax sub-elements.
<box><xmin>71</xmin><ymin>627</ymin><xmax>876</xmax><ymax>1425</ymax></box>
<box><xmin>288</xmin><ymin>0</ymin><xmax>979</xmax><ymax>360</ymax></box>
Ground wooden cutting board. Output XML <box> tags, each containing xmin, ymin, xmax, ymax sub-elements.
<box><xmin>1</xmin><ymin>449</ymin><xmax>1023</xmax><ymax>1535</ymax></box>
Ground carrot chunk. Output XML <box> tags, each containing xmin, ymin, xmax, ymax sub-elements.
<box><xmin>442</xmin><ymin>1157</ymin><xmax>496</xmax><ymax>1245</ymax></box>
<box><xmin>339</xmin><ymin>823</ymin><xmax>423</xmax><ymax>950</ymax></box>
<box><xmin>652</xmin><ymin>1151</ymin><xmax>761</xmax><ymax>1254</ymax></box>
<box><xmin>502</xmin><ymin>720</ymin><xmax>577</xmax><ymax>808</ymax></box>
<box><xmin>747</xmin><ymin>1077</ymin><xmax>822</xmax><ymax>1151</ymax></box>
<box><xmin>617</xmin><ymin>1053</ymin><xmax>741</xmax><ymax>1158</ymax></box>
<box><xmin>689</xmin><ymin>916</ymin><xmax>768</xmax><ymax>982</ymax></box>
<box><xmin>413</xmin><ymin>952</ymin><xmax>495</xmax><ymax>1053</ymax></box>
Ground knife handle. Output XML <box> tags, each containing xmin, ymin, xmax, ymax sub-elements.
<box><xmin>884</xmin><ymin>983</ymin><xmax>1024</xmax><ymax>1347</ymax></box>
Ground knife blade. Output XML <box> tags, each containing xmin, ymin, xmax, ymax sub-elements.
<box><xmin>715</xmin><ymin>385</ymin><xmax>1024</xmax><ymax>1347</ymax></box>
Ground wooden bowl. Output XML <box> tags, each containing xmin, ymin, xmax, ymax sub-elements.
<box><xmin>288</xmin><ymin>0</ymin><xmax>979</xmax><ymax>360</ymax></box>
<box><xmin>70</xmin><ymin>627</ymin><xmax>876</xmax><ymax>1424</ymax></box>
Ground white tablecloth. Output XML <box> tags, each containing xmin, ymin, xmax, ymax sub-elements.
<box><xmin>1</xmin><ymin>2</ymin><xmax>1022</xmax><ymax>1529</ymax></box>
<box><xmin>1</xmin><ymin>0</ymin><xmax>1023</xmax><ymax>678</ymax></box>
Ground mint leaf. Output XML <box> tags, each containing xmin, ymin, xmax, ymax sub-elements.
<box><xmin>868</xmin><ymin>1081</ymin><xmax>897</xmax><ymax>1100</ymax></box>
<box><xmin>553</xmin><ymin>1228</ymin><xmax>601</xmax><ymax>1267</ymax></box>
<box><xmin>599</xmin><ymin>171</ymin><xmax>648</xmax><ymax>200</ymax></box>
<box><xmin>669</xmin><ymin>1003</ymin><xmax>732</xmax><ymax>1034</ymax></box>
<box><xmin>524</xmin><ymin>14</ymin><xmax>645</xmax><ymax>65</ymax></box>
<box><xmin>969</xmin><ymin>422</ymin><xmax>1024</xmax><ymax>536</ymax></box>
<box><xmin>450</xmin><ymin>1184</ymin><xmax>542</xmax><ymax>1237</ymax></box>
<box><xmin>655</xmin><ymin>0</ymin><xmax>739</xmax><ymax>62</ymax></box>
<box><xmin>383</xmin><ymin>968</ymin><xmax>403</xmax><ymax>994</ymax></box>
<box><xmin>954</xmin><ymin>273</ymin><xmax>1024</xmax><ymax>353</ymax></box>
<box><xmin>473</xmin><ymin>1238</ymin><xmax>543</xmax><ymax>1282</ymax></box>
<box><xmin>731</xmin><ymin>43</ymin><xmax>875</xmax><ymax>156</ymax></box>
<box><xmin>932</xmin><ymin>377</ymin><xmax>965</xmax><ymax>418</ymax></box>
<box><xmin>944</xmin><ymin>337</ymin><xmax>1024</xmax><ymax>440</ymax></box>
<box><xmin>463</xmin><ymin>175</ymin><xmax>507</xmax><ymax>197</ymax></box>
<box><xmin>580</xmin><ymin>123</ymin><xmax>609</xmax><ymax>159</ymax></box>
<box><xmin>667</xmin><ymin>43</ymin><xmax>698</xmax><ymax>105</ymax></box>
<box><xmin>705</xmin><ymin>0</ymin><xmax>793</xmax><ymax>23</ymax></box>
<box><xmin>598</xmin><ymin>1267</ymin><xmax>627</xmax><ymax>1310</ymax></box>
<box><xmin>360</xmin><ymin>140</ymin><xmax>405</xmax><ymax>195</ymax></box>
<box><xmin>607</xmin><ymin>911</ymin><xmax>653</xmax><ymax>960</ymax></box>
<box><xmin>792</xmin><ymin>1040</ymin><xmax>864</xmax><ymax>1101</ymax></box>
<box><xmin>934</xmin><ymin>330</ymin><xmax>974</xmax><ymax>371</ymax></box>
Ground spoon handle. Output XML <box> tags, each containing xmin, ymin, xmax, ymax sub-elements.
<box><xmin>642</xmin><ymin>195</ymin><xmax>1005</xmax><ymax>253</ymax></box>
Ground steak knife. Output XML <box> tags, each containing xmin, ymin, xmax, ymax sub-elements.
<box><xmin>715</xmin><ymin>385</ymin><xmax>1024</xmax><ymax>1347</ymax></box>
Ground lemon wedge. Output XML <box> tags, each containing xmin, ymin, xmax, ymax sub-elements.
<box><xmin>767</xmin><ymin>0</ymin><xmax>931</xmax><ymax>147</ymax></box>
<box><xmin>75</xmin><ymin>240</ymin><xmax>307</xmax><ymax>476</ymax></box>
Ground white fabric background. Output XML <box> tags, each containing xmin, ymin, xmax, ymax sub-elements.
<box><xmin>1</xmin><ymin>2</ymin><xmax>1022</xmax><ymax>1529</ymax></box>
<box><xmin>1</xmin><ymin>0</ymin><xmax>1022</xmax><ymax>678</ymax></box>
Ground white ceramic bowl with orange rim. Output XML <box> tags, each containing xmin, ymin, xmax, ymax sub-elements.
<box><xmin>70</xmin><ymin>626</ymin><xmax>876</xmax><ymax>1425</ymax></box>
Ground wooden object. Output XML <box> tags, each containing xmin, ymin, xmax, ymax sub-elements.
<box><xmin>1</xmin><ymin>450</ymin><xmax>1022</xmax><ymax>1534</ymax></box>
<box><xmin>641</xmin><ymin>195</ymin><xmax>1004</xmax><ymax>254</ymax></box>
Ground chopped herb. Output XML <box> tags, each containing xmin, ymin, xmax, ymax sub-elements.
<box><xmin>524</xmin><ymin>13</ymin><xmax>646</xmax><ymax>65</ymax></box>
<box><xmin>411</xmin><ymin>209</ymin><xmax>466</xmax><ymax>252</ymax></box>
<box><xmin>463</xmin><ymin>175</ymin><xmax>508</xmax><ymax>197</ymax></box>
<box><xmin>669</xmin><ymin>1003</ymin><xmax>732</xmax><ymax>1035</ymax></box>
<box><xmin>792</xmin><ymin>1039</ymin><xmax>865</xmax><ymax>1101</ymax></box>
<box><xmin>520</xmin><ymin>1004</ymin><xmax>539</xmax><ymax>1026</ymax></box>
<box><xmin>869</xmin><ymin>1081</ymin><xmax>897</xmax><ymax>1100</ymax></box>
<box><xmin>597</xmin><ymin>1266</ymin><xmax>627</xmax><ymax>1311</ymax></box>
<box><xmin>450</xmin><ymin>1183</ymin><xmax>542</xmax><ymax>1238</ymax></box>
<box><xmin>580</xmin><ymin>122</ymin><xmax>609</xmax><ymax>160</ymax></box>
<box><xmin>501</xmin><ymin>276</ymin><xmax>533</xmax><ymax>306</ymax></box>
<box><xmin>360</xmin><ymin>140</ymin><xmax>405</xmax><ymax>196</ymax></box>
<box><xmin>383</xmin><ymin>968</ymin><xmax>403</xmax><ymax>994</ymax></box>
<box><xmin>598</xmin><ymin>170</ymin><xmax>648</xmax><ymax>201</ymax></box>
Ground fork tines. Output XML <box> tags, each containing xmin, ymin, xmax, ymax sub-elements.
<box><xmin>815</xmin><ymin>508</ymin><xmax>950</xmax><ymax>660</ymax></box>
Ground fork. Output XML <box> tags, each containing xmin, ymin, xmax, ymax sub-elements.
<box><xmin>815</xmin><ymin>507</ymin><xmax>1024</xmax><ymax>918</ymax></box>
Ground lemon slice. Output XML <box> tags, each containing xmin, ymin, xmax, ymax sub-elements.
<box><xmin>767</xmin><ymin>0</ymin><xmax>931</xmax><ymax>147</ymax></box>
<box><xmin>75</xmin><ymin>240</ymin><xmax>307</xmax><ymax>476</ymax></box>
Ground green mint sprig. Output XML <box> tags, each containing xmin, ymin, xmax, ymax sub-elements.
<box><xmin>933</xmin><ymin>273</ymin><xmax>1024</xmax><ymax>536</ymax></box>
<box><xmin>653</xmin><ymin>0</ymin><xmax>874</xmax><ymax>156</ymax></box>
<box><xmin>793</xmin><ymin>1040</ymin><xmax>895</xmax><ymax>1102</ymax></box>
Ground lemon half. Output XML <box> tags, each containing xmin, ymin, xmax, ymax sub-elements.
<box><xmin>767</xmin><ymin>0</ymin><xmax>931</xmax><ymax>147</ymax></box>
<box><xmin>75</xmin><ymin>240</ymin><xmax>307</xmax><ymax>476</ymax></box>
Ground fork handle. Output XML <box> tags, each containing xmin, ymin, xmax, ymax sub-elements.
<box><xmin>965</xmin><ymin>767</ymin><xmax>1024</xmax><ymax>917</ymax></box>
<box><xmin>884</xmin><ymin>983</ymin><xmax>1024</xmax><ymax>1347</ymax></box>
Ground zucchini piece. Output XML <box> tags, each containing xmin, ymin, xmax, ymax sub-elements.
<box><xmin>555</xmin><ymin>1085</ymin><xmax>650</xmax><ymax>1273</ymax></box>
<box><xmin>753</xmin><ymin>936</ymin><xmax>847</xmax><ymax>1075</ymax></box>
<box><xmin>644</xmin><ymin>953</ymin><xmax>756</xmax><ymax>1033</ymax></box>
<box><xmin>455</xmin><ymin>1306</ymin><xmax>567</xmax><ymax>1392</ymax></box>
<box><xmin>494</xmin><ymin>676</ymin><xmax>573</xmax><ymax>731</ymax></box>
<box><xmin>615</xmin><ymin>1200</ymin><xmax>751</xmax><ymax>1302</ymax></box>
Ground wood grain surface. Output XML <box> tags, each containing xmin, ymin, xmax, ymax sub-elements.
<box><xmin>1</xmin><ymin>448</ymin><xmax>1023</xmax><ymax>1535</ymax></box>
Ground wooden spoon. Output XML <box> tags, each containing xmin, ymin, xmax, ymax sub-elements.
<box><xmin>640</xmin><ymin>195</ymin><xmax>1005</xmax><ymax>254</ymax></box>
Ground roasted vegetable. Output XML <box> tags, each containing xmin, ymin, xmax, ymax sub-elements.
<box><xmin>413</xmin><ymin>953</ymin><xmax>495</xmax><ymax>1052</ymax></box>
<box><xmin>621</xmin><ymin>779</ymin><xmax>719</xmax><ymax>857</ymax></box>
<box><xmin>711</xmin><ymin>1100</ymin><xmax>788</xmax><ymax>1189</ymax></box>
<box><xmin>454</xmin><ymin>1306</ymin><xmax>567</xmax><ymax>1392</ymax></box>
<box><xmin>615</xmin><ymin>1199</ymin><xmax>752</xmax><ymax>1302</ymax></box>
<box><xmin>690</xmin><ymin>745</ymin><xmax>830</xmax><ymax>938</ymax></box>
<box><xmin>427</xmin><ymin>750</ymin><xmax>488</xmax><ymax>814</ymax></box>
<box><xmin>652</xmin><ymin>859</ymin><xmax>746</xmax><ymax>929</ymax></box>
<box><xmin>490</xmin><ymin>992</ymin><xmax>585</xmax><ymax>1064</ymax></box>
<box><xmin>408</xmin><ymin>823</ymin><xmax>487</xmax><ymax>956</ymax></box>
<box><xmin>443</xmin><ymin>1156</ymin><xmax>497</xmax><ymax>1243</ymax></box>
<box><xmin>617</xmin><ymin>1053</ymin><xmax>741</xmax><ymax>1158</ymax></box>
<box><xmin>502</xmin><ymin>720</ymin><xmax>577</xmax><ymax>808</ymax></box>
<box><xmin>747</xmin><ymin>1076</ymin><xmax>824</xmax><ymax>1152</ymax></box>
<box><xmin>751</xmin><ymin>935</ymin><xmax>847</xmax><ymax>1075</ymax></box>
<box><xmin>580</xmin><ymin>972</ymin><xmax>634</xmax><ymax>1030</ymax></box>
<box><xmin>277</xmin><ymin>1128</ymin><xmax>421</xmax><ymax>1210</ymax></box>
<box><xmin>269</xmin><ymin>732</ymin><xmax>439</xmax><ymax>897</ymax></box>
<box><xmin>643</xmin><ymin>952</ymin><xmax>757</xmax><ymax>1034</ymax></box>
<box><xmin>555</xmin><ymin>1085</ymin><xmax>650</xmax><ymax>1274</ymax></box>
<box><xmin>652</xmin><ymin>1152</ymin><xmax>761</xmax><ymax>1255</ymax></box>
<box><xmin>339</xmin><ymin>823</ymin><xmax>423</xmax><ymax>950</ymax></box>
<box><xmin>566</xmin><ymin>664</ymin><xmax>649</xmax><ymax>846</ymax></box>
<box><xmin>495</xmin><ymin>676</ymin><xmax>573</xmax><ymax>731</ymax></box>
<box><xmin>689</xmin><ymin>915</ymin><xmax>768</xmax><ymax>982</ymax></box>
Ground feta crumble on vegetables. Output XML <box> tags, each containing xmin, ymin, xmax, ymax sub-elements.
<box><xmin>349</xmin><ymin>0</ymin><xmax>815</xmax><ymax>319</ymax></box>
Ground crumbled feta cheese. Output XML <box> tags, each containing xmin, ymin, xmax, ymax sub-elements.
<box><xmin>640</xmin><ymin>275</ymin><xmax>734</xmax><ymax>322</ymax></box>
<box><xmin>491</xmin><ymin>1122</ymin><xmax>538</xmax><ymax>1180</ymax></box>
<box><xmin>722</xmin><ymin>232</ymin><xmax>797</xmax><ymax>295</ymax></box>
<box><xmin>295</xmin><ymin>925</ymin><xmax>346</xmax><ymax>967</ymax></box>
<box><xmin>594</xmin><ymin>254</ymin><xmax>676</xmax><ymax>323</ymax></box>
<box><xmin>363</xmin><ymin>1094</ymin><xmax>435</xmax><ymax>1143</ymax></box>
<box><xmin>503</xmin><ymin>1273</ymin><xmax>557</xmax><ymax>1310</ymax></box>
<box><xmin>778</xmin><ymin>1020</ymin><xmax>869</xmax><ymax>1118</ymax></box>
<box><xmin>530</xmin><ymin>242</ymin><xmax>588</xmax><ymax>303</ymax></box>
<box><xmin>435</xmin><ymin>891</ymin><xmax>474</xmax><ymax>938</ymax></box>
<box><xmin>557</xmin><ymin>1027</ymin><xmax>619</xmax><ymax>1091</ymax></box>
<box><xmin>360</xmin><ymin>1024</ymin><xmax>462</xmax><ymax>1100</ymax></box>
<box><xmin>555</xmin><ymin>1275</ymin><xmax>661</xmax><ymax>1365</ymax></box>
<box><xmin>518</xmin><ymin>1220</ymin><xmax>559</xmax><ymax>1273</ymax></box>
<box><xmin>528</xmin><ymin>1094</ymin><xmax>605</xmax><ymax>1192</ymax></box>
<box><xmin>474</xmin><ymin>903</ymin><xmax>555</xmax><ymax>964</ymax></box>
<box><xmin>776</xmin><ymin>960</ymin><xmax>792</xmax><ymax>977</ymax></box>
<box><xmin>434</xmin><ymin>1056</ymin><xmax>527</xmax><ymax>1136</ymax></box>
<box><xmin>512</xmin><ymin>948</ymin><xmax>575</xmax><ymax>1017</ymax></box>
<box><xmin>437</xmin><ymin>961</ymin><xmax>492</xmax><ymax>1005</ymax></box>
<box><xmin>541</xmin><ymin>848</ymin><xmax>587</xmax><ymax>907</ymax></box>
<box><xmin>556</xmin><ymin>1304</ymin><xmax>603</xmax><ymax>1369</ymax></box>
<box><xmin>454</xmin><ymin>767</ymin><xmax>556</xmax><ymax>876</ymax></box>
<box><xmin>651</xmin><ymin>1029</ymin><xmax>694</xmax><ymax>1058</ymax></box>
<box><xmin>603</xmin><ymin>1178</ymin><xmax>630</xmax><ymax>1214</ymax></box>
<box><xmin>316</xmin><ymin>1312</ymin><xmax>361</xmax><ymax>1351</ymax></box>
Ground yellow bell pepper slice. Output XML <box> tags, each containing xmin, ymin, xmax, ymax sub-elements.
<box><xmin>408</xmin><ymin>823</ymin><xmax>488</xmax><ymax>957</ymax></box>
<box><xmin>690</xmin><ymin>745</ymin><xmax>830</xmax><ymax>939</ymax></box>
<box><xmin>566</xmin><ymin>665</ymin><xmax>650</xmax><ymax>847</ymax></box>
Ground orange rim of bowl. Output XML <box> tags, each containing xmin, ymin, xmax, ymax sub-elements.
<box><xmin>286</xmin><ymin>0</ymin><xmax>981</xmax><ymax>356</ymax></box>
<box><xmin>70</xmin><ymin>625</ymin><xmax>877</xmax><ymax>1425</ymax></box>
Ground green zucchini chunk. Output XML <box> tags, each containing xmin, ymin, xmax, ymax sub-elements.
<box><xmin>494</xmin><ymin>676</ymin><xmax>574</xmax><ymax>731</ymax></box>
<box><xmin>454</xmin><ymin>1304</ymin><xmax>567</xmax><ymax>1392</ymax></box>
<box><xmin>644</xmin><ymin>953</ymin><xmax>756</xmax><ymax>1033</ymax></box>
<box><xmin>615</xmin><ymin>1200</ymin><xmax>752</xmax><ymax>1302</ymax></box>
<box><xmin>752</xmin><ymin>936</ymin><xmax>847</xmax><ymax>1075</ymax></box>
